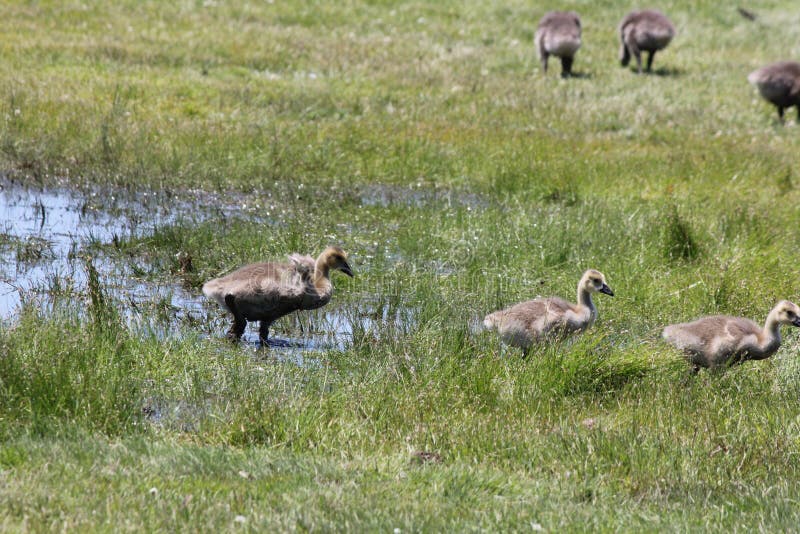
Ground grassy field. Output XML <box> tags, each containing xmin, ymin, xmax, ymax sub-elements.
<box><xmin>3</xmin><ymin>0</ymin><xmax>800</xmax><ymax>531</ymax></box>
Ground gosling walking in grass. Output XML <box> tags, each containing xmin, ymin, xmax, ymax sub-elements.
<box><xmin>748</xmin><ymin>61</ymin><xmax>800</xmax><ymax>122</ymax></box>
<box><xmin>662</xmin><ymin>300</ymin><xmax>800</xmax><ymax>372</ymax></box>
<box><xmin>202</xmin><ymin>246</ymin><xmax>353</xmax><ymax>344</ymax></box>
<box><xmin>618</xmin><ymin>9</ymin><xmax>675</xmax><ymax>73</ymax></box>
<box><xmin>484</xmin><ymin>269</ymin><xmax>614</xmax><ymax>355</ymax></box>
<box><xmin>535</xmin><ymin>11</ymin><xmax>582</xmax><ymax>77</ymax></box>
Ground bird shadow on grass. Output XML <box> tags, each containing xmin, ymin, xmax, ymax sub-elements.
<box><xmin>624</xmin><ymin>66</ymin><xmax>685</xmax><ymax>77</ymax></box>
<box><xmin>564</xmin><ymin>71</ymin><xmax>593</xmax><ymax>80</ymax></box>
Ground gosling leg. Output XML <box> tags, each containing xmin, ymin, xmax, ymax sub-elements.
<box><xmin>680</xmin><ymin>365</ymin><xmax>700</xmax><ymax>385</ymax></box>
<box><xmin>625</xmin><ymin>41</ymin><xmax>642</xmax><ymax>73</ymax></box>
<box><xmin>259</xmin><ymin>321</ymin><xmax>271</xmax><ymax>346</ymax></box>
<box><xmin>646</xmin><ymin>51</ymin><xmax>655</xmax><ymax>73</ymax></box>
<box><xmin>224</xmin><ymin>294</ymin><xmax>246</xmax><ymax>341</ymax></box>
<box><xmin>620</xmin><ymin>44</ymin><xmax>631</xmax><ymax>67</ymax></box>
<box><xmin>560</xmin><ymin>56</ymin><xmax>573</xmax><ymax>78</ymax></box>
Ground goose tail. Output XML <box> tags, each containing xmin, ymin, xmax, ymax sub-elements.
<box><xmin>202</xmin><ymin>280</ymin><xmax>217</xmax><ymax>298</ymax></box>
<box><xmin>483</xmin><ymin>312</ymin><xmax>502</xmax><ymax>331</ymax></box>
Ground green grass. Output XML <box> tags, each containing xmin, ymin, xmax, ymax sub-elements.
<box><xmin>3</xmin><ymin>0</ymin><xmax>800</xmax><ymax>531</ymax></box>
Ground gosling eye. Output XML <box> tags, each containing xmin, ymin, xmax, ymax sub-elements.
<box><xmin>788</xmin><ymin>310</ymin><xmax>796</xmax><ymax>319</ymax></box>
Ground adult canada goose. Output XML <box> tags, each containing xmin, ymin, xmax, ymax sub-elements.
<box><xmin>748</xmin><ymin>61</ymin><xmax>800</xmax><ymax>122</ymax></box>
<box><xmin>618</xmin><ymin>9</ymin><xmax>675</xmax><ymax>73</ymax></box>
<box><xmin>483</xmin><ymin>269</ymin><xmax>613</xmax><ymax>354</ymax></box>
<box><xmin>662</xmin><ymin>300</ymin><xmax>800</xmax><ymax>372</ymax></box>
<box><xmin>535</xmin><ymin>11</ymin><xmax>582</xmax><ymax>77</ymax></box>
<box><xmin>202</xmin><ymin>246</ymin><xmax>353</xmax><ymax>343</ymax></box>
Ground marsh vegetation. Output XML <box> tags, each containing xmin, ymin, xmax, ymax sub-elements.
<box><xmin>2</xmin><ymin>1</ymin><xmax>800</xmax><ymax>530</ymax></box>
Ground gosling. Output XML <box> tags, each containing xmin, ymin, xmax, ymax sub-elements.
<box><xmin>535</xmin><ymin>11</ymin><xmax>582</xmax><ymax>77</ymax></box>
<box><xmin>662</xmin><ymin>300</ymin><xmax>800</xmax><ymax>372</ymax></box>
<box><xmin>748</xmin><ymin>61</ymin><xmax>800</xmax><ymax>122</ymax></box>
<box><xmin>202</xmin><ymin>246</ymin><xmax>353</xmax><ymax>343</ymax></box>
<box><xmin>484</xmin><ymin>269</ymin><xmax>614</xmax><ymax>354</ymax></box>
<box><xmin>618</xmin><ymin>9</ymin><xmax>675</xmax><ymax>74</ymax></box>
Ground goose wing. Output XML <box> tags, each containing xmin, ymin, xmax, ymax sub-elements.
<box><xmin>760</xmin><ymin>68</ymin><xmax>797</xmax><ymax>92</ymax></box>
<box><xmin>501</xmin><ymin>296</ymin><xmax>577</xmax><ymax>334</ymax></box>
<box><xmin>665</xmin><ymin>315</ymin><xmax>759</xmax><ymax>356</ymax></box>
<box><xmin>288</xmin><ymin>254</ymin><xmax>315</xmax><ymax>279</ymax></box>
<box><xmin>722</xmin><ymin>316</ymin><xmax>761</xmax><ymax>338</ymax></box>
<box><xmin>208</xmin><ymin>261</ymin><xmax>311</xmax><ymax>321</ymax></box>
<box><xmin>722</xmin><ymin>316</ymin><xmax>764</xmax><ymax>356</ymax></box>
<box><xmin>664</xmin><ymin>316</ymin><xmax>726</xmax><ymax>353</ymax></box>
<box><xmin>750</xmin><ymin>62</ymin><xmax>800</xmax><ymax>100</ymax></box>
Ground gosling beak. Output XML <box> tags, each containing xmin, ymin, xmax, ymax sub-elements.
<box><xmin>599</xmin><ymin>284</ymin><xmax>614</xmax><ymax>297</ymax></box>
<box><xmin>340</xmin><ymin>261</ymin><xmax>354</xmax><ymax>277</ymax></box>
<box><xmin>792</xmin><ymin>316</ymin><xmax>800</xmax><ymax>327</ymax></box>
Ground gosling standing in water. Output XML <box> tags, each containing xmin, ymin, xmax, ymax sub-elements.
<box><xmin>662</xmin><ymin>300</ymin><xmax>800</xmax><ymax>372</ymax></box>
<box><xmin>748</xmin><ymin>61</ymin><xmax>800</xmax><ymax>122</ymax></box>
<box><xmin>484</xmin><ymin>269</ymin><xmax>614</xmax><ymax>354</ymax></box>
<box><xmin>535</xmin><ymin>11</ymin><xmax>582</xmax><ymax>77</ymax></box>
<box><xmin>618</xmin><ymin>9</ymin><xmax>675</xmax><ymax>74</ymax></box>
<box><xmin>202</xmin><ymin>246</ymin><xmax>353</xmax><ymax>344</ymax></box>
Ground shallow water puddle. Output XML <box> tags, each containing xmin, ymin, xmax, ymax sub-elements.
<box><xmin>359</xmin><ymin>183</ymin><xmax>486</xmax><ymax>209</ymax></box>
<box><xmin>1</xmin><ymin>184</ymin><xmax>125</xmax><ymax>316</ymax></box>
<box><xmin>0</xmin><ymin>183</ymin><xmax>202</xmax><ymax>324</ymax></box>
<box><xmin>0</xmin><ymin>181</ymin><xmax>380</xmax><ymax>355</ymax></box>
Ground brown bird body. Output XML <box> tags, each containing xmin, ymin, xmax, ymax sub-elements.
<box><xmin>484</xmin><ymin>269</ymin><xmax>613</xmax><ymax>354</ymax></box>
<box><xmin>619</xmin><ymin>9</ymin><xmax>675</xmax><ymax>73</ymax></box>
<box><xmin>748</xmin><ymin>61</ymin><xmax>800</xmax><ymax>122</ymax></box>
<box><xmin>662</xmin><ymin>300</ymin><xmax>800</xmax><ymax>371</ymax></box>
<box><xmin>202</xmin><ymin>246</ymin><xmax>353</xmax><ymax>343</ymax></box>
<box><xmin>535</xmin><ymin>11</ymin><xmax>582</xmax><ymax>77</ymax></box>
